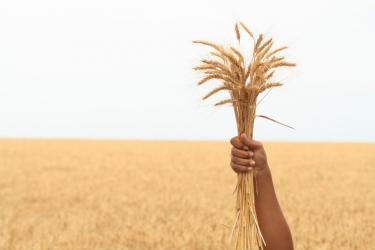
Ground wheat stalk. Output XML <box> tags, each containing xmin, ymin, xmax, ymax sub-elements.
<box><xmin>193</xmin><ymin>22</ymin><xmax>295</xmax><ymax>250</ymax></box>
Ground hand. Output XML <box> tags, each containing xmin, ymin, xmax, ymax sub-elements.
<box><xmin>230</xmin><ymin>133</ymin><xmax>270</xmax><ymax>175</ymax></box>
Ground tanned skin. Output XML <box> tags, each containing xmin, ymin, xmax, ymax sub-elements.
<box><xmin>230</xmin><ymin>133</ymin><xmax>294</xmax><ymax>250</ymax></box>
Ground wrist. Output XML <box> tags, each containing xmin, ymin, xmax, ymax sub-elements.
<box><xmin>256</xmin><ymin>164</ymin><xmax>271</xmax><ymax>178</ymax></box>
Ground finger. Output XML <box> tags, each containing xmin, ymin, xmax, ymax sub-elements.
<box><xmin>230</xmin><ymin>136</ymin><xmax>244</xmax><ymax>149</ymax></box>
<box><xmin>240</xmin><ymin>134</ymin><xmax>263</xmax><ymax>150</ymax></box>
<box><xmin>232</xmin><ymin>156</ymin><xmax>255</xmax><ymax>167</ymax></box>
<box><xmin>231</xmin><ymin>147</ymin><xmax>253</xmax><ymax>159</ymax></box>
<box><xmin>231</xmin><ymin>162</ymin><xmax>253</xmax><ymax>173</ymax></box>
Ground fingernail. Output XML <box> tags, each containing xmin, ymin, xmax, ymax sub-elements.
<box><xmin>248</xmin><ymin>151</ymin><xmax>254</xmax><ymax>157</ymax></box>
<box><xmin>250</xmin><ymin>160</ymin><xmax>255</xmax><ymax>165</ymax></box>
<box><xmin>247</xmin><ymin>167</ymin><xmax>253</xmax><ymax>171</ymax></box>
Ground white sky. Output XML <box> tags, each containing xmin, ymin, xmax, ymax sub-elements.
<box><xmin>0</xmin><ymin>0</ymin><xmax>374</xmax><ymax>141</ymax></box>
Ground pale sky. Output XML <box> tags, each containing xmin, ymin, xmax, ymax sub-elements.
<box><xmin>0</xmin><ymin>0</ymin><xmax>374</xmax><ymax>141</ymax></box>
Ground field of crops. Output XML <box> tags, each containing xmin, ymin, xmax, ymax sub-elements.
<box><xmin>0</xmin><ymin>139</ymin><xmax>374</xmax><ymax>250</ymax></box>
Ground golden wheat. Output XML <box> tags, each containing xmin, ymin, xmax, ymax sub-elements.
<box><xmin>0</xmin><ymin>140</ymin><xmax>374</xmax><ymax>250</ymax></box>
<box><xmin>193</xmin><ymin>22</ymin><xmax>295</xmax><ymax>250</ymax></box>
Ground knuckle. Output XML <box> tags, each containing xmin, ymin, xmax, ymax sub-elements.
<box><xmin>238</xmin><ymin>158</ymin><xmax>244</xmax><ymax>165</ymax></box>
<box><xmin>232</xmin><ymin>157</ymin><xmax>238</xmax><ymax>164</ymax></box>
<box><xmin>230</xmin><ymin>137</ymin><xmax>234</xmax><ymax>144</ymax></box>
<box><xmin>243</xmin><ymin>150</ymin><xmax>250</xmax><ymax>157</ymax></box>
<box><xmin>232</xmin><ymin>165</ymin><xmax>239</xmax><ymax>171</ymax></box>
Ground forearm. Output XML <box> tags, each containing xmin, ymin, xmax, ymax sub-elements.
<box><xmin>255</xmin><ymin>167</ymin><xmax>293</xmax><ymax>250</ymax></box>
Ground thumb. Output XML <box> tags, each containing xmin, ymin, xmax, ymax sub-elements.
<box><xmin>240</xmin><ymin>134</ymin><xmax>263</xmax><ymax>150</ymax></box>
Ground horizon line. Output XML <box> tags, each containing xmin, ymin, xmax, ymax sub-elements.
<box><xmin>0</xmin><ymin>136</ymin><xmax>374</xmax><ymax>144</ymax></box>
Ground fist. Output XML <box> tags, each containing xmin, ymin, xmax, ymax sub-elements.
<box><xmin>230</xmin><ymin>133</ymin><xmax>269</xmax><ymax>174</ymax></box>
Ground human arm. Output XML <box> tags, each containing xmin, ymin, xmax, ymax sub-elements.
<box><xmin>230</xmin><ymin>134</ymin><xmax>293</xmax><ymax>250</ymax></box>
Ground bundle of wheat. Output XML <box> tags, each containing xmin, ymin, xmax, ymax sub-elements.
<box><xmin>193</xmin><ymin>22</ymin><xmax>295</xmax><ymax>250</ymax></box>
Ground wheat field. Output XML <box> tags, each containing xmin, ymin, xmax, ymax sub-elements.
<box><xmin>0</xmin><ymin>139</ymin><xmax>374</xmax><ymax>250</ymax></box>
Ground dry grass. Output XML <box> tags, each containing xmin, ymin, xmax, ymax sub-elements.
<box><xmin>0</xmin><ymin>139</ymin><xmax>374</xmax><ymax>250</ymax></box>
